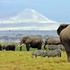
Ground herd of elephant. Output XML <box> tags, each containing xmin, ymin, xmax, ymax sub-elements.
<box><xmin>0</xmin><ymin>24</ymin><xmax>70</xmax><ymax>62</ymax></box>
<box><xmin>20</xmin><ymin>24</ymin><xmax>70</xmax><ymax>62</ymax></box>
<box><xmin>20</xmin><ymin>36</ymin><xmax>61</xmax><ymax>51</ymax></box>
<box><xmin>0</xmin><ymin>36</ymin><xmax>62</xmax><ymax>51</ymax></box>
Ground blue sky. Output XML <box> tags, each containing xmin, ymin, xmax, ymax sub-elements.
<box><xmin>0</xmin><ymin>0</ymin><xmax>70</xmax><ymax>22</ymax></box>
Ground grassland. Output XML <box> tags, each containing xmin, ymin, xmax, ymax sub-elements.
<box><xmin>0</xmin><ymin>51</ymin><xmax>70</xmax><ymax>70</ymax></box>
<box><xmin>0</xmin><ymin>41</ymin><xmax>70</xmax><ymax>70</ymax></box>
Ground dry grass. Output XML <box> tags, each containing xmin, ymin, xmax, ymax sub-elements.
<box><xmin>0</xmin><ymin>51</ymin><xmax>70</xmax><ymax>70</ymax></box>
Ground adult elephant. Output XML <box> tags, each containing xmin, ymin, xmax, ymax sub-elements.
<box><xmin>20</xmin><ymin>36</ymin><xmax>43</xmax><ymax>51</ymax></box>
<box><xmin>43</xmin><ymin>36</ymin><xmax>61</xmax><ymax>49</ymax></box>
<box><xmin>44</xmin><ymin>36</ymin><xmax>61</xmax><ymax>45</ymax></box>
<box><xmin>57</xmin><ymin>24</ymin><xmax>70</xmax><ymax>61</ymax></box>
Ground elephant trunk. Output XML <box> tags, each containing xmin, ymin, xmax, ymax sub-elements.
<box><xmin>41</xmin><ymin>39</ymin><xmax>46</xmax><ymax>50</ymax></box>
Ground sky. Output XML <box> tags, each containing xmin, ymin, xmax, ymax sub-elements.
<box><xmin>0</xmin><ymin>0</ymin><xmax>70</xmax><ymax>22</ymax></box>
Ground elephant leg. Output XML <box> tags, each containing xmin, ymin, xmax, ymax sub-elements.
<box><xmin>60</xmin><ymin>37</ymin><xmax>70</xmax><ymax>62</ymax></box>
<box><xmin>43</xmin><ymin>44</ymin><xmax>47</xmax><ymax>50</ymax></box>
<box><xmin>65</xmin><ymin>46</ymin><xmax>70</xmax><ymax>62</ymax></box>
<box><xmin>58</xmin><ymin>53</ymin><xmax>61</xmax><ymax>57</ymax></box>
<box><xmin>20</xmin><ymin>46</ymin><xmax>22</xmax><ymax>51</ymax></box>
<box><xmin>37</xmin><ymin>47</ymin><xmax>41</xmax><ymax>50</ymax></box>
<box><xmin>63</xmin><ymin>43</ymin><xmax>70</xmax><ymax>62</ymax></box>
<box><xmin>26</xmin><ymin>44</ymin><xmax>30</xmax><ymax>51</ymax></box>
<box><xmin>66</xmin><ymin>52</ymin><xmax>70</xmax><ymax>62</ymax></box>
<box><xmin>37</xmin><ymin>44</ymin><xmax>42</xmax><ymax>50</ymax></box>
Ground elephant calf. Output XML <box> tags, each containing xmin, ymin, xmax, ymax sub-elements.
<box><xmin>46</xmin><ymin>49</ymin><xmax>61</xmax><ymax>57</ymax></box>
<box><xmin>32</xmin><ymin>50</ymin><xmax>47</xmax><ymax>57</ymax></box>
<box><xmin>20</xmin><ymin>36</ymin><xmax>43</xmax><ymax>51</ymax></box>
<box><xmin>5</xmin><ymin>45</ymin><xmax>16</xmax><ymax>51</ymax></box>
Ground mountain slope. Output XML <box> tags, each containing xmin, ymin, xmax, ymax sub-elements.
<box><xmin>0</xmin><ymin>9</ymin><xmax>60</xmax><ymax>30</ymax></box>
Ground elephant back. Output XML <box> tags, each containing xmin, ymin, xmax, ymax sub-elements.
<box><xmin>20</xmin><ymin>35</ymin><xmax>43</xmax><ymax>44</ymax></box>
<box><xmin>45</xmin><ymin>36</ymin><xmax>61</xmax><ymax>45</ymax></box>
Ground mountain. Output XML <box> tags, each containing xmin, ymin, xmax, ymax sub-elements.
<box><xmin>0</xmin><ymin>9</ymin><xmax>60</xmax><ymax>30</ymax></box>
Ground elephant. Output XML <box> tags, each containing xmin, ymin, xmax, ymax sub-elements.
<box><xmin>32</xmin><ymin>50</ymin><xmax>47</xmax><ymax>57</ymax></box>
<box><xmin>5</xmin><ymin>44</ymin><xmax>16</xmax><ymax>51</ymax></box>
<box><xmin>48</xmin><ymin>44</ymin><xmax>65</xmax><ymax>51</ymax></box>
<box><xmin>46</xmin><ymin>48</ymin><xmax>61</xmax><ymax>57</ymax></box>
<box><xmin>44</xmin><ymin>36</ymin><xmax>61</xmax><ymax>45</ymax></box>
<box><xmin>43</xmin><ymin>36</ymin><xmax>61</xmax><ymax>49</ymax></box>
<box><xmin>32</xmin><ymin>48</ymin><xmax>61</xmax><ymax>58</ymax></box>
<box><xmin>0</xmin><ymin>45</ymin><xmax>2</xmax><ymax>51</ymax></box>
<box><xmin>20</xmin><ymin>36</ymin><xmax>43</xmax><ymax>51</ymax></box>
<box><xmin>2</xmin><ymin>44</ymin><xmax>16</xmax><ymax>51</ymax></box>
<box><xmin>57</xmin><ymin>24</ymin><xmax>70</xmax><ymax>62</ymax></box>
<box><xmin>57</xmin><ymin>24</ymin><xmax>69</xmax><ymax>35</ymax></box>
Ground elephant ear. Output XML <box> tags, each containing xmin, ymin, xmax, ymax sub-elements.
<box><xmin>57</xmin><ymin>24</ymin><xmax>69</xmax><ymax>35</ymax></box>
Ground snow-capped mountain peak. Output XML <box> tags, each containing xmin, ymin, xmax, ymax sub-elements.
<box><xmin>0</xmin><ymin>9</ymin><xmax>60</xmax><ymax>31</ymax></box>
<box><xmin>0</xmin><ymin>8</ymin><xmax>57</xmax><ymax>23</ymax></box>
<box><xmin>10</xmin><ymin>8</ymin><xmax>49</xmax><ymax>20</ymax></box>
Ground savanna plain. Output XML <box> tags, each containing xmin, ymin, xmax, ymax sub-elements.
<box><xmin>0</xmin><ymin>42</ymin><xmax>70</xmax><ymax>70</ymax></box>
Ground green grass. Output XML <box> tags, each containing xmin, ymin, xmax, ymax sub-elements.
<box><xmin>0</xmin><ymin>42</ymin><xmax>70</xmax><ymax>70</ymax></box>
<box><xmin>0</xmin><ymin>51</ymin><xmax>70</xmax><ymax>70</ymax></box>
